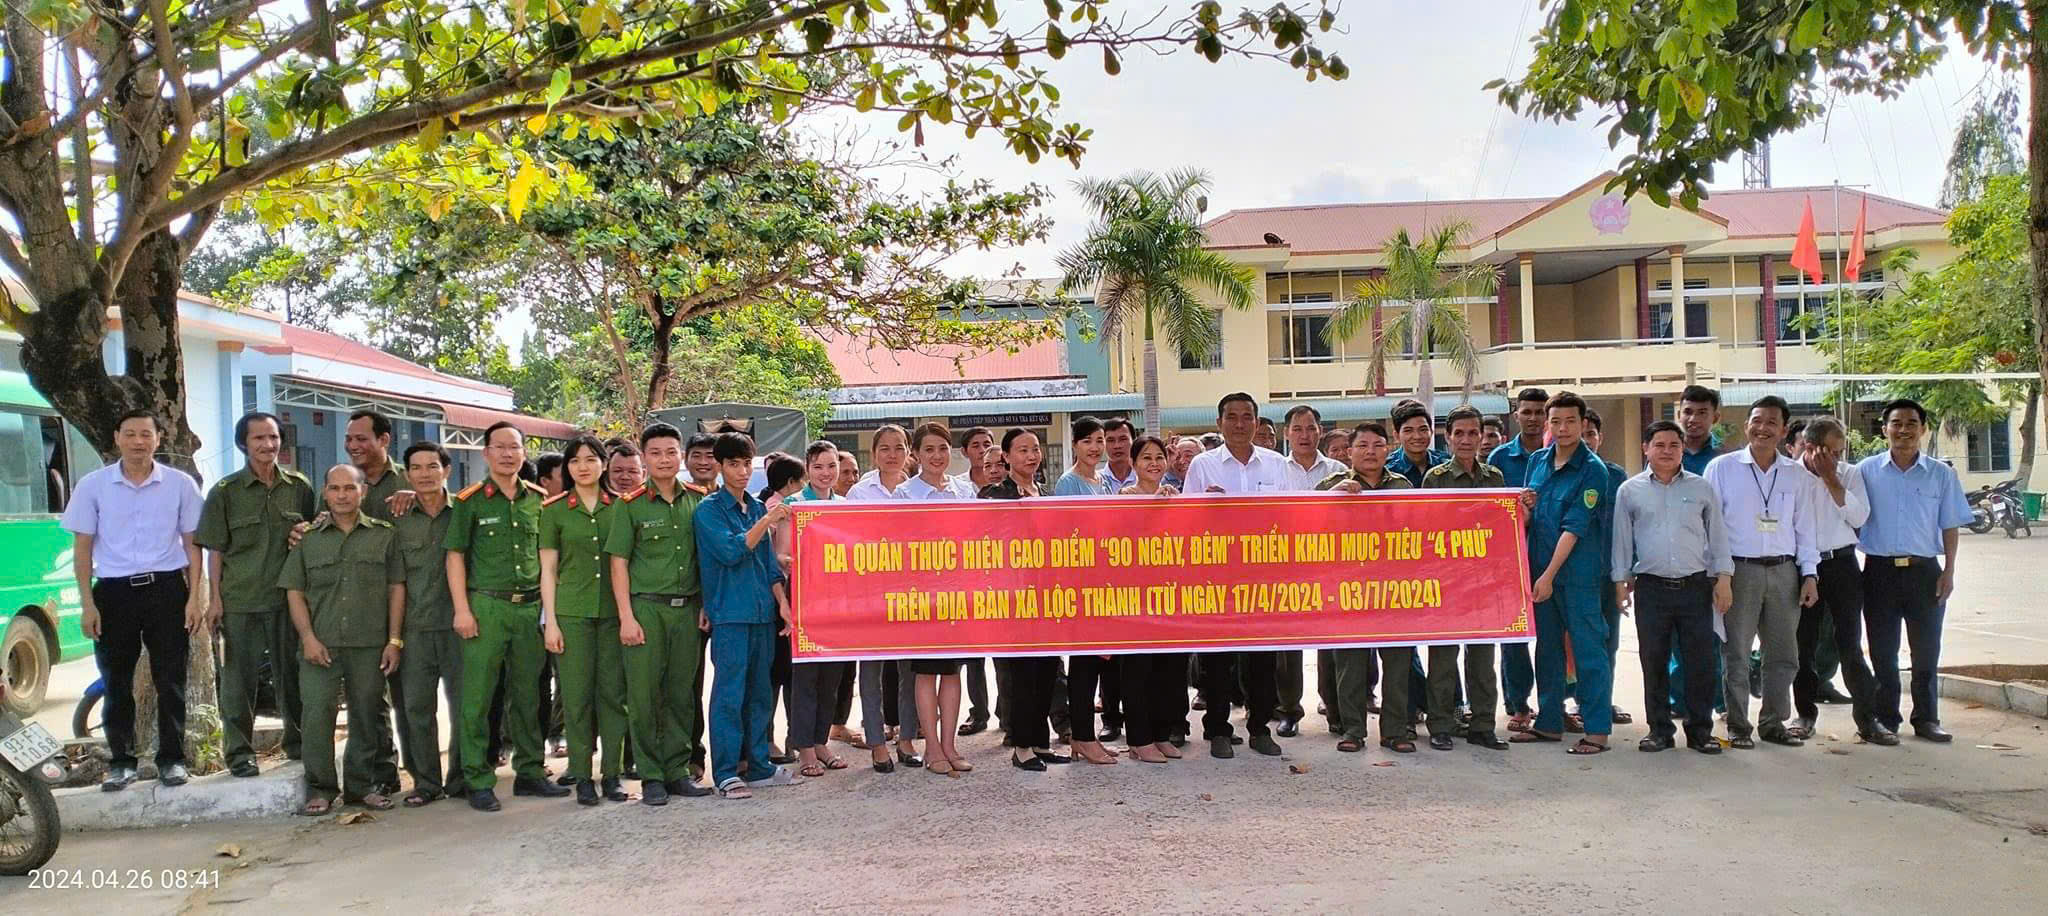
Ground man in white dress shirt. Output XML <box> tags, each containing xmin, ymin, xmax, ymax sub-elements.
<box><xmin>1701</xmin><ymin>396</ymin><xmax>1820</xmax><ymax>749</ymax></box>
<box><xmin>1791</xmin><ymin>418</ymin><xmax>1894</xmax><ymax>745</ymax></box>
<box><xmin>1272</xmin><ymin>405</ymin><xmax>1349</xmax><ymax>737</ymax></box>
<box><xmin>1182</xmin><ymin>392</ymin><xmax>1289</xmax><ymax>759</ymax></box>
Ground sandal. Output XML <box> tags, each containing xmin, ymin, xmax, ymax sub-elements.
<box><xmin>356</xmin><ymin>793</ymin><xmax>396</xmax><ymax>811</ymax></box>
<box><xmin>1506</xmin><ymin>713</ymin><xmax>1533</xmax><ymax>733</ymax></box>
<box><xmin>302</xmin><ymin>797</ymin><xmax>332</xmax><ymax>816</ymax></box>
<box><xmin>947</xmin><ymin>756</ymin><xmax>974</xmax><ymax>773</ymax></box>
<box><xmin>1336</xmin><ymin>737</ymin><xmax>1364</xmax><ymax>753</ymax></box>
<box><xmin>1611</xmin><ymin>709</ymin><xmax>1634</xmax><ymax>725</ymax></box>
<box><xmin>1510</xmin><ymin>729</ymin><xmax>1561</xmax><ymax>743</ymax></box>
<box><xmin>1379</xmin><ymin>737</ymin><xmax>1417</xmax><ymax>754</ymax></box>
<box><xmin>1563</xmin><ymin>713</ymin><xmax>1585</xmax><ymax>733</ymax></box>
<box><xmin>927</xmin><ymin>759</ymin><xmax>959</xmax><ymax>778</ymax></box>
<box><xmin>798</xmin><ymin>762</ymin><xmax>826</xmax><ymax>778</ymax></box>
<box><xmin>1566</xmin><ymin>738</ymin><xmax>1610</xmax><ymax>755</ymax></box>
<box><xmin>820</xmin><ymin>754</ymin><xmax>848</xmax><ymax>770</ymax></box>
<box><xmin>716</xmin><ymin>778</ymin><xmax>753</xmax><ymax>799</ymax></box>
<box><xmin>402</xmin><ymin>791</ymin><xmax>438</xmax><ymax>808</ymax></box>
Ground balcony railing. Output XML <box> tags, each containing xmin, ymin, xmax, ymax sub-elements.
<box><xmin>1480</xmin><ymin>336</ymin><xmax>1719</xmax><ymax>354</ymax></box>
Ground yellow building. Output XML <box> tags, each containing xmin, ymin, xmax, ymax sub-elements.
<box><xmin>1109</xmin><ymin>173</ymin><xmax>2038</xmax><ymax>488</ymax></box>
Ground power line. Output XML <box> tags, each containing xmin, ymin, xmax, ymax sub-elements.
<box><xmin>1471</xmin><ymin>0</ymin><xmax>1537</xmax><ymax>198</ymax></box>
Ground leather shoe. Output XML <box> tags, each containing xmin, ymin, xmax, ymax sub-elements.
<box><xmin>1276</xmin><ymin>717</ymin><xmax>1301</xmax><ymax>738</ymax></box>
<box><xmin>1913</xmin><ymin>723</ymin><xmax>1953</xmax><ymax>743</ymax></box>
<box><xmin>1010</xmin><ymin>753</ymin><xmax>1046</xmax><ymax>772</ymax></box>
<box><xmin>1817</xmin><ymin>683</ymin><xmax>1854</xmax><ymax>704</ymax></box>
<box><xmin>1101</xmin><ymin>723</ymin><xmax>1123</xmax><ymax>743</ymax></box>
<box><xmin>575</xmin><ymin>780</ymin><xmax>599</xmax><ymax>806</ymax></box>
<box><xmin>1858</xmin><ymin>725</ymin><xmax>1902</xmax><ymax>746</ymax></box>
<box><xmin>1429</xmin><ymin>734</ymin><xmax>1455</xmax><ymax>751</ymax></box>
<box><xmin>1760</xmin><ymin>729</ymin><xmax>1804</xmax><ymax>747</ymax></box>
<box><xmin>1689</xmin><ymin>739</ymin><xmax>1723</xmax><ymax>755</ymax></box>
<box><xmin>513</xmin><ymin>775</ymin><xmax>571</xmax><ymax>797</ymax></box>
<box><xmin>159</xmin><ymin>763</ymin><xmax>190</xmax><ymax>787</ymax></box>
<box><xmin>1249</xmin><ymin>735</ymin><xmax>1282</xmax><ymax>756</ymax></box>
<box><xmin>1638</xmin><ymin>735</ymin><xmax>1675</xmax><ymax>752</ymax></box>
<box><xmin>601</xmin><ymin>777</ymin><xmax>629</xmax><ymax>802</ymax></box>
<box><xmin>1209</xmin><ymin>736</ymin><xmax>1234</xmax><ymax>759</ymax></box>
<box><xmin>102</xmin><ymin>765</ymin><xmax>137</xmax><ymax>792</ymax></box>
<box><xmin>668</xmin><ymin>778</ymin><xmax>713</xmax><ymax>797</ymax></box>
<box><xmin>957</xmin><ymin>717</ymin><xmax>989</xmax><ymax>737</ymax></box>
<box><xmin>468</xmin><ymin>789</ymin><xmax>502</xmax><ymax>811</ymax></box>
<box><xmin>229</xmin><ymin>760</ymin><xmax>260</xmax><ymax>778</ymax></box>
<box><xmin>1033</xmin><ymin>750</ymin><xmax>1072</xmax><ymax>765</ymax></box>
<box><xmin>1467</xmin><ymin>732</ymin><xmax>1509</xmax><ymax>750</ymax></box>
<box><xmin>640</xmin><ymin>782</ymin><xmax>669</xmax><ymax>806</ymax></box>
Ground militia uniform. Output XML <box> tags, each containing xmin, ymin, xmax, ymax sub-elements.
<box><xmin>445</xmin><ymin>476</ymin><xmax>553</xmax><ymax>799</ymax></box>
<box><xmin>1420</xmin><ymin>458</ymin><xmax>1508</xmax><ymax>747</ymax></box>
<box><xmin>605</xmin><ymin>480</ymin><xmax>707</xmax><ymax>792</ymax></box>
<box><xmin>540</xmin><ymin>489</ymin><xmax>628</xmax><ymax>791</ymax></box>
<box><xmin>393</xmin><ymin>491</ymin><xmax>462</xmax><ymax>800</ymax></box>
<box><xmin>319</xmin><ymin>459</ymin><xmax>408</xmax><ymax>790</ymax></box>
<box><xmin>195</xmin><ymin>464</ymin><xmax>315</xmax><ymax>773</ymax></box>
<box><xmin>1314</xmin><ymin>469</ymin><xmax>1416</xmax><ymax>747</ymax></box>
<box><xmin>280</xmin><ymin>514</ymin><xmax>405</xmax><ymax>805</ymax></box>
<box><xmin>1524</xmin><ymin>444</ymin><xmax>1613</xmax><ymax>741</ymax></box>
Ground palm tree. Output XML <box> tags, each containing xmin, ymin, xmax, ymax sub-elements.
<box><xmin>1327</xmin><ymin>222</ymin><xmax>1499</xmax><ymax>419</ymax></box>
<box><xmin>1058</xmin><ymin>169</ymin><xmax>1257</xmax><ymax>433</ymax></box>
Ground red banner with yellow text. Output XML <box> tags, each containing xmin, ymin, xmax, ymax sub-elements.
<box><xmin>787</xmin><ymin>491</ymin><xmax>1533</xmax><ymax>661</ymax></box>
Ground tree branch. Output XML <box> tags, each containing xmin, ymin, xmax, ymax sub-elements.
<box><xmin>99</xmin><ymin>0</ymin><xmax>202</xmax><ymax>300</ymax></box>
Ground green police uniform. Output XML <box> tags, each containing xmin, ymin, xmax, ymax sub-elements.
<box><xmin>279</xmin><ymin>514</ymin><xmax>405</xmax><ymax>804</ymax></box>
<box><xmin>604</xmin><ymin>479</ymin><xmax>706</xmax><ymax>784</ymax></box>
<box><xmin>393</xmin><ymin>491</ymin><xmax>463</xmax><ymax>798</ymax></box>
<box><xmin>317</xmin><ymin>459</ymin><xmax>408</xmax><ymax>787</ymax></box>
<box><xmin>195</xmin><ymin>464</ymin><xmax>315</xmax><ymax>770</ymax></box>
<box><xmin>1316</xmin><ymin>469</ymin><xmax>1417</xmax><ymax>743</ymax></box>
<box><xmin>445</xmin><ymin>476</ymin><xmax>547</xmax><ymax>791</ymax></box>
<box><xmin>1420</xmin><ymin>458</ymin><xmax>1508</xmax><ymax>739</ymax></box>
<box><xmin>540</xmin><ymin>489</ymin><xmax>627</xmax><ymax>783</ymax></box>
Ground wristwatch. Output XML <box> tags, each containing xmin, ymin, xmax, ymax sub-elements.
<box><xmin>387</xmin><ymin>636</ymin><xmax>405</xmax><ymax>649</ymax></box>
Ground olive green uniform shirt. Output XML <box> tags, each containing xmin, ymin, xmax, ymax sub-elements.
<box><xmin>195</xmin><ymin>464</ymin><xmax>316</xmax><ymax>613</ymax></box>
<box><xmin>540</xmin><ymin>490</ymin><xmax>618</xmax><ymax>618</ymax></box>
<box><xmin>392</xmin><ymin>491</ymin><xmax>457</xmax><ymax>632</ymax></box>
<box><xmin>279</xmin><ymin>515</ymin><xmax>406</xmax><ymax>648</ymax></box>
<box><xmin>442</xmin><ymin>478</ymin><xmax>545</xmax><ymax>592</ymax></box>
<box><xmin>1421</xmin><ymin>459</ymin><xmax>1508</xmax><ymax>490</ymax></box>
<box><xmin>316</xmin><ymin>460</ymin><xmax>404</xmax><ymax>522</ymax></box>
<box><xmin>603</xmin><ymin>481</ymin><xmax>705</xmax><ymax>598</ymax></box>
<box><xmin>1315</xmin><ymin>469</ymin><xmax>1416</xmax><ymax>492</ymax></box>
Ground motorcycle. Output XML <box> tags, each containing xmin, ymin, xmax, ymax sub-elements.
<box><xmin>0</xmin><ymin>679</ymin><xmax>64</xmax><ymax>875</ymax></box>
<box><xmin>1966</xmin><ymin>484</ymin><xmax>1997</xmax><ymax>534</ymax></box>
<box><xmin>1966</xmin><ymin>480</ymin><xmax>2029</xmax><ymax>537</ymax></box>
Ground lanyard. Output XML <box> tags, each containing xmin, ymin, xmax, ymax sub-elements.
<box><xmin>1748</xmin><ymin>462</ymin><xmax>1781</xmax><ymax>517</ymax></box>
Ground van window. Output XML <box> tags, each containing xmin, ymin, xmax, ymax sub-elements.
<box><xmin>0</xmin><ymin>408</ymin><xmax>46</xmax><ymax>514</ymax></box>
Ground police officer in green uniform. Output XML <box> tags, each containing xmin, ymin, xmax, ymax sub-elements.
<box><xmin>540</xmin><ymin>436</ymin><xmax>630</xmax><ymax>806</ymax></box>
<box><xmin>281</xmin><ymin>465</ymin><xmax>406</xmax><ymax>815</ymax></box>
<box><xmin>445</xmin><ymin>421</ymin><xmax>568</xmax><ymax>811</ymax></box>
<box><xmin>197</xmin><ymin>412</ymin><xmax>315</xmax><ymax>778</ymax></box>
<box><xmin>1419</xmin><ymin>404</ymin><xmax>1510</xmax><ymax>751</ymax></box>
<box><xmin>393</xmin><ymin>441</ymin><xmax>463</xmax><ymax>807</ymax></box>
<box><xmin>1511</xmin><ymin>392</ymin><xmax>1614</xmax><ymax>754</ymax></box>
<box><xmin>605</xmin><ymin>423</ymin><xmax>711</xmax><ymax>806</ymax></box>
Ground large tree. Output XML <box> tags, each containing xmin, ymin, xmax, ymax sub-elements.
<box><xmin>1057</xmin><ymin>168</ymin><xmax>1254</xmax><ymax>432</ymax></box>
<box><xmin>3</xmin><ymin>0</ymin><xmax>1350</xmax><ymax>463</ymax></box>
<box><xmin>1493</xmin><ymin>0</ymin><xmax>2048</xmax><ymax>439</ymax></box>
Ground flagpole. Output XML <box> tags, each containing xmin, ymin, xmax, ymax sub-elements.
<box><xmin>1833</xmin><ymin>182</ymin><xmax>1845</xmax><ymax>423</ymax></box>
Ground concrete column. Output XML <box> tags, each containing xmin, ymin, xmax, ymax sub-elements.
<box><xmin>1494</xmin><ymin>273</ymin><xmax>1511</xmax><ymax>347</ymax></box>
<box><xmin>1518</xmin><ymin>254</ymin><xmax>1536</xmax><ymax>344</ymax></box>
<box><xmin>1633</xmin><ymin>256</ymin><xmax>1650</xmax><ymax>340</ymax></box>
<box><xmin>1761</xmin><ymin>254</ymin><xmax>1779</xmax><ymax>374</ymax></box>
<box><xmin>1669</xmin><ymin>246</ymin><xmax>1688</xmax><ymax>339</ymax></box>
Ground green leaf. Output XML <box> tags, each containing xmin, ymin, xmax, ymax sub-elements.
<box><xmin>1558</xmin><ymin>0</ymin><xmax>1583</xmax><ymax>36</ymax></box>
<box><xmin>1792</xmin><ymin>4</ymin><xmax>1824</xmax><ymax>49</ymax></box>
<box><xmin>579</xmin><ymin>3</ymin><xmax>603</xmax><ymax>38</ymax></box>
<box><xmin>544</xmin><ymin>67</ymin><xmax>570</xmax><ymax>109</ymax></box>
<box><xmin>855</xmin><ymin>83</ymin><xmax>876</xmax><ymax>111</ymax></box>
<box><xmin>1002</xmin><ymin>37</ymin><xmax>1020</xmax><ymax>69</ymax></box>
<box><xmin>803</xmin><ymin>18</ymin><xmax>834</xmax><ymax>54</ymax></box>
<box><xmin>1102</xmin><ymin>46</ymin><xmax>1120</xmax><ymax>76</ymax></box>
<box><xmin>1656</xmin><ymin>74</ymin><xmax>1679</xmax><ymax>125</ymax></box>
<box><xmin>508</xmin><ymin>159</ymin><xmax>542</xmax><ymax>223</ymax></box>
<box><xmin>1046</xmin><ymin>25</ymin><xmax>1068</xmax><ymax>59</ymax></box>
<box><xmin>1675</xmin><ymin>78</ymin><xmax>1706</xmax><ymax>118</ymax></box>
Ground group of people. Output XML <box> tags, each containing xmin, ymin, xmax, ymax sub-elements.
<box><xmin>58</xmin><ymin>379</ymin><xmax>1970</xmax><ymax>814</ymax></box>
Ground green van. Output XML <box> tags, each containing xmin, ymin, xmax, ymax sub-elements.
<box><xmin>0</xmin><ymin>370</ymin><xmax>101</xmax><ymax>715</ymax></box>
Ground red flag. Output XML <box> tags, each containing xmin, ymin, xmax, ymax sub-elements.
<box><xmin>1788</xmin><ymin>196</ymin><xmax>1824</xmax><ymax>285</ymax></box>
<box><xmin>1843</xmin><ymin>198</ymin><xmax>1869</xmax><ymax>282</ymax></box>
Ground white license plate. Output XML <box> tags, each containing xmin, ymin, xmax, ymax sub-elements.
<box><xmin>0</xmin><ymin>720</ymin><xmax>60</xmax><ymax>771</ymax></box>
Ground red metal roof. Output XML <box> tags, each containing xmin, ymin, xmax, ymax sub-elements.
<box><xmin>1202</xmin><ymin>182</ymin><xmax>1946</xmax><ymax>254</ymax></box>
<box><xmin>823</xmin><ymin>331</ymin><xmax>1069</xmax><ymax>387</ymax></box>
<box><xmin>442</xmin><ymin>402</ymin><xmax>582</xmax><ymax>442</ymax></box>
<box><xmin>279</xmin><ymin>324</ymin><xmax>508</xmax><ymax>396</ymax></box>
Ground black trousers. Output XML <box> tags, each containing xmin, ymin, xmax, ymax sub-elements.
<box><xmin>1797</xmin><ymin>551</ymin><xmax>1879</xmax><ymax>730</ymax></box>
<box><xmin>1066</xmin><ymin>655</ymin><xmax>1111</xmax><ymax>742</ymax></box>
<box><xmin>1098</xmin><ymin>660</ymin><xmax>1123</xmax><ymax>730</ymax></box>
<box><xmin>963</xmin><ymin>657</ymin><xmax>990</xmax><ymax>721</ymax></box>
<box><xmin>1199</xmin><ymin>651</ymin><xmax>1278</xmax><ymax>739</ymax></box>
<box><xmin>1864</xmin><ymin>560</ymin><xmax>1945</xmax><ymax>731</ymax></box>
<box><xmin>881</xmin><ymin>658</ymin><xmax>899</xmax><ymax>727</ymax></box>
<box><xmin>832</xmin><ymin>663</ymin><xmax>856</xmax><ymax>726</ymax></box>
<box><xmin>996</xmin><ymin>656</ymin><xmax>1059</xmax><ymax>749</ymax></box>
<box><xmin>1633</xmin><ymin>575</ymin><xmax>1717</xmax><ymax>745</ymax></box>
<box><xmin>1117</xmin><ymin>652</ymin><xmax>1188</xmax><ymax>746</ymax></box>
<box><xmin>92</xmin><ymin>573</ymin><xmax>191</xmax><ymax>770</ymax></box>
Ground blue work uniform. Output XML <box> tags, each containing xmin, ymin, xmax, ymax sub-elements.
<box><xmin>1488</xmin><ymin>437</ymin><xmax>1542</xmax><ymax>716</ymax></box>
<box><xmin>1525</xmin><ymin>443</ymin><xmax>1613</xmax><ymax>737</ymax></box>
<box><xmin>1387</xmin><ymin>448</ymin><xmax>1452</xmax><ymax>488</ymax></box>
<box><xmin>693</xmin><ymin>487</ymin><xmax>788</xmax><ymax>789</ymax></box>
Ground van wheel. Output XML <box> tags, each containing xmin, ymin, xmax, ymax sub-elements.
<box><xmin>1</xmin><ymin>615</ymin><xmax>51</xmax><ymax>716</ymax></box>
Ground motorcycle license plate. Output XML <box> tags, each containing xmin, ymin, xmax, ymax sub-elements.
<box><xmin>0</xmin><ymin>720</ymin><xmax>61</xmax><ymax>771</ymax></box>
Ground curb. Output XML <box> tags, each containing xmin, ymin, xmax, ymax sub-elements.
<box><xmin>1936</xmin><ymin>674</ymin><xmax>2048</xmax><ymax>719</ymax></box>
<box><xmin>55</xmin><ymin>761</ymin><xmax>306</xmax><ymax>832</ymax></box>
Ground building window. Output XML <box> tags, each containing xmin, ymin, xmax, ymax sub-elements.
<box><xmin>1967</xmin><ymin>419</ymin><xmax>2012</xmax><ymax>473</ymax></box>
<box><xmin>1286</xmin><ymin>314</ymin><xmax>1333</xmax><ymax>361</ymax></box>
<box><xmin>1648</xmin><ymin>280</ymin><xmax>1709</xmax><ymax>340</ymax></box>
<box><xmin>241</xmin><ymin>375</ymin><xmax>258</xmax><ymax>414</ymax></box>
<box><xmin>1178</xmin><ymin>311</ymin><xmax>1223</xmax><ymax>370</ymax></box>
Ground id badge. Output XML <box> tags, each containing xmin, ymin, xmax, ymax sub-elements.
<box><xmin>1756</xmin><ymin>514</ymin><xmax>1779</xmax><ymax>534</ymax></box>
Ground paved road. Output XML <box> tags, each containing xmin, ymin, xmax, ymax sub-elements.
<box><xmin>8</xmin><ymin>535</ymin><xmax>2043</xmax><ymax>913</ymax></box>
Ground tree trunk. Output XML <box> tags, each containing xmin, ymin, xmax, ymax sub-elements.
<box><xmin>1142</xmin><ymin>337</ymin><xmax>1160</xmax><ymax>436</ymax></box>
<box><xmin>1415</xmin><ymin>300</ymin><xmax>1436</xmax><ymax>418</ymax></box>
<box><xmin>2028</xmin><ymin>20</ymin><xmax>2048</xmax><ymax>495</ymax></box>
<box><xmin>2014</xmin><ymin>381</ymin><xmax>2040</xmax><ymax>488</ymax></box>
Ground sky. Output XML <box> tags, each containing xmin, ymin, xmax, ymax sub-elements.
<box><xmin>819</xmin><ymin>0</ymin><xmax>2006</xmax><ymax>283</ymax></box>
